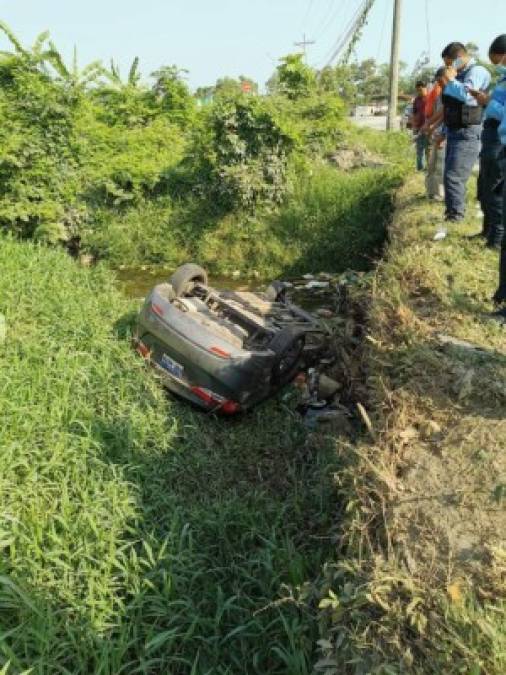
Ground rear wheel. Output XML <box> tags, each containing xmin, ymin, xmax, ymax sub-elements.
<box><xmin>269</xmin><ymin>327</ymin><xmax>306</xmax><ymax>386</ymax></box>
<box><xmin>169</xmin><ymin>263</ymin><xmax>208</xmax><ymax>297</ymax></box>
<box><xmin>265</xmin><ymin>280</ymin><xmax>287</xmax><ymax>303</ymax></box>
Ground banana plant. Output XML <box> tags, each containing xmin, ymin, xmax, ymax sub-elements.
<box><xmin>0</xmin><ymin>21</ymin><xmax>105</xmax><ymax>89</ymax></box>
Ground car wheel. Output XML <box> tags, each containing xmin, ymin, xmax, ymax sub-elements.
<box><xmin>169</xmin><ymin>263</ymin><xmax>208</xmax><ymax>297</ymax></box>
<box><xmin>265</xmin><ymin>280</ymin><xmax>287</xmax><ymax>302</ymax></box>
<box><xmin>269</xmin><ymin>327</ymin><xmax>306</xmax><ymax>386</ymax></box>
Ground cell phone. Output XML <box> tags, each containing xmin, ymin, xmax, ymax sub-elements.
<box><xmin>467</xmin><ymin>88</ymin><xmax>480</xmax><ymax>96</ymax></box>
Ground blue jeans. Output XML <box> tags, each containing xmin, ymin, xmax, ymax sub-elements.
<box><xmin>444</xmin><ymin>125</ymin><xmax>481</xmax><ymax>220</ymax></box>
<box><xmin>415</xmin><ymin>133</ymin><xmax>428</xmax><ymax>171</ymax></box>
<box><xmin>480</xmin><ymin>124</ymin><xmax>504</xmax><ymax>246</ymax></box>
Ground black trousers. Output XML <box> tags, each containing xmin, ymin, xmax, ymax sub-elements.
<box><xmin>495</xmin><ymin>151</ymin><xmax>506</xmax><ymax>302</ymax></box>
<box><xmin>480</xmin><ymin>124</ymin><xmax>504</xmax><ymax>246</ymax></box>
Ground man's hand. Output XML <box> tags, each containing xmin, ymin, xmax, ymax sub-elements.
<box><xmin>469</xmin><ymin>90</ymin><xmax>490</xmax><ymax>106</ymax></box>
<box><xmin>443</xmin><ymin>67</ymin><xmax>457</xmax><ymax>83</ymax></box>
<box><xmin>434</xmin><ymin>132</ymin><xmax>445</xmax><ymax>149</ymax></box>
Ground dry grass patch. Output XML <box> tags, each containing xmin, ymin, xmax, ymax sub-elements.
<box><xmin>316</xmin><ymin>175</ymin><xmax>506</xmax><ymax>675</ymax></box>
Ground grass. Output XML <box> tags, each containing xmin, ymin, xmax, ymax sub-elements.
<box><xmin>85</xmin><ymin>162</ymin><xmax>403</xmax><ymax>278</ymax></box>
<box><xmin>316</xmin><ymin>174</ymin><xmax>506</xmax><ymax>674</ymax></box>
<box><xmin>0</xmin><ymin>235</ymin><xmax>342</xmax><ymax>674</ymax></box>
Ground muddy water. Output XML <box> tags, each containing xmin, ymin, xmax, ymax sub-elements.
<box><xmin>116</xmin><ymin>267</ymin><xmax>254</xmax><ymax>299</ymax></box>
<box><xmin>115</xmin><ymin>266</ymin><xmax>343</xmax><ymax>313</ymax></box>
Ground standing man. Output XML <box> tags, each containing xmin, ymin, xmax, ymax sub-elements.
<box><xmin>434</xmin><ymin>42</ymin><xmax>491</xmax><ymax>240</ymax></box>
<box><xmin>471</xmin><ymin>35</ymin><xmax>506</xmax><ymax>249</ymax></box>
<box><xmin>424</xmin><ymin>68</ymin><xmax>446</xmax><ymax>201</ymax></box>
<box><xmin>487</xmin><ymin>37</ymin><xmax>506</xmax><ymax>321</ymax></box>
<box><xmin>412</xmin><ymin>80</ymin><xmax>429</xmax><ymax>170</ymax></box>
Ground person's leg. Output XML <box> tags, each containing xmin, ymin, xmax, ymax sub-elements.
<box><xmin>480</xmin><ymin>132</ymin><xmax>504</xmax><ymax>247</ymax></box>
<box><xmin>426</xmin><ymin>141</ymin><xmax>437</xmax><ymax>197</ymax></box>
<box><xmin>434</xmin><ymin>144</ymin><xmax>446</xmax><ymax>201</ymax></box>
<box><xmin>435</xmin><ymin>143</ymin><xmax>445</xmax><ymax>200</ymax></box>
<box><xmin>477</xmin><ymin>157</ymin><xmax>489</xmax><ymax>238</ymax></box>
<box><xmin>424</xmin><ymin>134</ymin><xmax>430</xmax><ymax>168</ymax></box>
<box><xmin>444</xmin><ymin>127</ymin><xmax>481</xmax><ymax>221</ymax></box>
<box><xmin>493</xmin><ymin>152</ymin><xmax>506</xmax><ymax>304</ymax></box>
<box><xmin>416</xmin><ymin>133</ymin><xmax>426</xmax><ymax>171</ymax></box>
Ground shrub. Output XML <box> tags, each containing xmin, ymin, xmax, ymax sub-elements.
<box><xmin>188</xmin><ymin>96</ymin><xmax>296</xmax><ymax>210</ymax></box>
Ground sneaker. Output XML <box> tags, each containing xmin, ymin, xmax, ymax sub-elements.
<box><xmin>433</xmin><ymin>227</ymin><xmax>447</xmax><ymax>241</ymax></box>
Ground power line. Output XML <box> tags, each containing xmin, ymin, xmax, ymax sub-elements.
<box><xmin>320</xmin><ymin>0</ymin><xmax>362</xmax><ymax>64</ymax></box>
<box><xmin>312</xmin><ymin>0</ymin><xmax>335</xmax><ymax>37</ymax></box>
<box><xmin>323</xmin><ymin>0</ymin><xmax>369</xmax><ymax>67</ymax></box>
<box><xmin>315</xmin><ymin>0</ymin><xmax>353</xmax><ymax>42</ymax></box>
<box><xmin>300</xmin><ymin>0</ymin><xmax>317</xmax><ymax>31</ymax></box>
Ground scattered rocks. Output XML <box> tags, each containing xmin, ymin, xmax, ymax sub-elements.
<box><xmin>305</xmin><ymin>280</ymin><xmax>329</xmax><ymax>289</ymax></box>
<box><xmin>315</xmin><ymin>308</ymin><xmax>334</xmax><ymax>318</ymax></box>
<box><xmin>318</xmin><ymin>374</ymin><xmax>341</xmax><ymax>399</ymax></box>
<box><xmin>328</xmin><ymin>146</ymin><xmax>386</xmax><ymax>171</ymax></box>
<box><xmin>79</xmin><ymin>254</ymin><xmax>95</xmax><ymax>267</ymax></box>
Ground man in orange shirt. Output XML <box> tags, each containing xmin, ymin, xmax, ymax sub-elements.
<box><xmin>423</xmin><ymin>68</ymin><xmax>446</xmax><ymax>200</ymax></box>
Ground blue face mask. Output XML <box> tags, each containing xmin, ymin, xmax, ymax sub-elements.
<box><xmin>497</xmin><ymin>63</ymin><xmax>506</xmax><ymax>76</ymax></box>
<box><xmin>453</xmin><ymin>57</ymin><xmax>465</xmax><ymax>70</ymax></box>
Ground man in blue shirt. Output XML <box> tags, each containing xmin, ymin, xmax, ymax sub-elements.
<box><xmin>434</xmin><ymin>42</ymin><xmax>491</xmax><ymax>240</ymax></box>
<box><xmin>489</xmin><ymin>36</ymin><xmax>506</xmax><ymax>322</ymax></box>
<box><xmin>471</xmin><ymin>36</ymin><xmax>506</xmax><ymax>248</ymax></box>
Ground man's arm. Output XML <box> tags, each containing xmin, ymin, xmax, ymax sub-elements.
<box><xmin>425</xmin><ymin>109</ymin><xmax>444</xmax><ymax>134</ymax></box>
<box><xmin>444</xmin><ymin>65</ymin><xmax>491</xmax><ymax>105</ymax></box>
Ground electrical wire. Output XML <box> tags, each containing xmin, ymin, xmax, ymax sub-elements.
<box><xmin>316</xmin><ymin>0</ymin><xmax>354</xmax><ymax>41</ymax></box>
<box><xmin>324</xmin><ymin>0</ymin><xmax>369</xmax><ymax>67</ymax></box>
<box><xmin>299</xmin><ymin>0</ymin><xmax>317</xmax><ymax>33</ymax></box>
<box><xmin>319</xmin><ymin>0</ymin><xmax>363</xmax><ymax>64</ymax></box>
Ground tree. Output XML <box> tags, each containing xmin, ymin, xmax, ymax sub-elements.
<box><xmin>276</xmin><ymin>53</ymin><xmax>316</xmax><ymax>100</ymax></box>
<box><xmin>465</xmin><ymin>42</ymin><xmax>480</xmax><ymax>60</ymax></box>
<box><xmin>150</xmin><ymin>65</ymin><xmax>195</xmax><ymax>125</ymax></box>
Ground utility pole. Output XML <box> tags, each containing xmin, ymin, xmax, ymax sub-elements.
<box><xmin>387</xmin><ymin>0</ymin><xmax>402</xmax><ymax>130</ymax></box>
<box><xmin>294</xmin><ymin>33</ymin><xmax>315</xmax><ymax>62</ymax></box>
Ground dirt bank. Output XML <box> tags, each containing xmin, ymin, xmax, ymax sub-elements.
<box><xmin>316</xmin><ymin>174</ymin><xmax>506</xmax><ymax>674</ymax></box>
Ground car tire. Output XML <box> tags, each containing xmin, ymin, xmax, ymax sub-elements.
<box><xmin>269</xmin><ymin>327</ymin><xmax>306</xmax><ymax>386</ymax></box>
<box><xmin>265</xmin><ymin>280</ymin><xmax>287</xmax><ymax>303</ymax></box>
<box><xmin>169</xmin><ymin>263</ymin><xmax>208</xmax><ymax>297</ymax></box>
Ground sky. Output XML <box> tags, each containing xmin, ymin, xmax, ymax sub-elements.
<box><xmin>0</xmin><ymin>1</ymin><xmax>501</xmax><ymax>90</ymax></box>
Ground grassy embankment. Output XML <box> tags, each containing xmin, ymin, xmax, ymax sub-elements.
<box><xmin>0</xmin><ymin>233</ymin><xmax>349</xmax><ymax>675</ymax></box>
<box><xmin>83</xmin><ymin>122</ymin><xmax>406</xmax><ymax>279</ymax></box>
<box><xmin>0</xmin><ymin>120</ymin><xmax>408</xmax><ymax>672</ymax></box>
<box><xmin>316</xmin><ymin>174</ymin><xmax>506</xmax><ymax>674</ymax></box>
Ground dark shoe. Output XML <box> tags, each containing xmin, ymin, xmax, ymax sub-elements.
<box><xmin>489</xmin><ymin>306</ymin><xmax>506</xmax><ymax>324</ymax></box>
<box><xmin>466</xmin><ymin>231</ymin><xmax>487</xmax><ymax>240</ymax></box>
<box><xmin>492</xmin><ymin>288</ymin><xmax>506</xmax><ymax>305</ymax></box>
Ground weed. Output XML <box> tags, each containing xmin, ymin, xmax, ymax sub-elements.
<box><xmin>0</xmin><ymin>235</ymin><xmax>342</xmax><ymax>673</ymax></box>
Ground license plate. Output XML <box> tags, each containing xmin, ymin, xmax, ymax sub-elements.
<box><xmin>160</xmin><ymin>353</ymin><xmax>184</xmax><ymax>379</ymax></box>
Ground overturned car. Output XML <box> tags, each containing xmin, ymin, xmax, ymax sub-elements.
<box><xmin>134</xmin><ymin>263</ymin><xmax>331</xmax><ymax>414</ymax></box>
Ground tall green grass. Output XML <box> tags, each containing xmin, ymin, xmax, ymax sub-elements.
<box><xmin>90</xmin><ymin>164</ymin><xmax>402</xmax><ymax>277</ymax></box>
<box><xmin>0</xmin><ymin>236</ymin><xmax>340</xmax><ymax>674</ymax></box>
